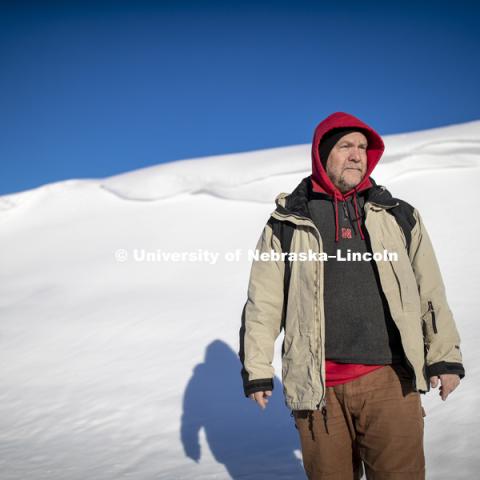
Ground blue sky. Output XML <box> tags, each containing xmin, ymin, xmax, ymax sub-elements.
<box><xmin>1</xmin><ymin>0</ymin><xmax>479</xmax><ymax>195</ymax></box>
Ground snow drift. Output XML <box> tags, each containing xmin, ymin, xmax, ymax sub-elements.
<box><xmin>0</xmin><ymin>119</ymin><xmax>479</xmax><ymax>479</ymax></box>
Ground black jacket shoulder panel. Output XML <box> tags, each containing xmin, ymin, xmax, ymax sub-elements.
<box><xmin>367</xmin><ymin>181</ymin><xmax>417</xmax><ymax>253</ymax></box>
<box><xmin>388</xmin><ymin>198</ymin><xmax>417</xmax><ymax>253</ymax></box>
<box><xmin>267</xmin><ymin>215</ymin><xmax>295</xmax><ymax>249</ymax></box>
<box><xmin>267</xmin><ymin>215</ymin><xmax>295</xmax><ymax>332</ymax></box>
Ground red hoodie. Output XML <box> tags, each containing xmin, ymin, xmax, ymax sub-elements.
<box><xmin>311</xmin><ymin>111</ymin><xmax>385</xmax><ymax>196</ymax></box>
<box><xmin>311</xmin><ymin>111</ymin><xmax>386</xmax><ymax>243</ymax></box>
<box><xmin>311</xmin><ymin>112</ymin><xmax>388</xmax><ymax>386</ymax></box>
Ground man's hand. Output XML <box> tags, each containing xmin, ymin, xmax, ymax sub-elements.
<box><xmin>430</xmin><ymin>374</ymin><xmax>460</xmax><ymax>401</ymax></box>
<box><xmin>249</xmin><ymin>390</ymin><xmax>272</xmax><ymax>409</ymax></box>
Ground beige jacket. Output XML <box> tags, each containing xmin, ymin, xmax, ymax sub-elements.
<box><xmin>239</xmin><ymin>177</ymin><xmax>465</xmax><ymax>411</ymax></box>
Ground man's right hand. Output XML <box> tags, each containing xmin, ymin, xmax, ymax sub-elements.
<box><xmin>249</xmin><ymin>390</ymin><xmax>272</xmax><ymax>409</ymax></box>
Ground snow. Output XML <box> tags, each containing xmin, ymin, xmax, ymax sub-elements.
<box><xmin>0</xmin><ymin>119</ymin><xmax>479</xmax><ymax>479</ymax></box>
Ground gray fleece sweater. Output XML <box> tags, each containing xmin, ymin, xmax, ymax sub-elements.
<box><xmin>307</xmin><ymin>188</ymin><xmax>405</xmax><ymax>365</ymax></box>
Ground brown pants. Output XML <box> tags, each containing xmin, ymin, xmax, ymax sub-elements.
<box><xmin>293</xmin><ymin>364</ymin><xmax>426</xmax><ymax>480</ymax></box>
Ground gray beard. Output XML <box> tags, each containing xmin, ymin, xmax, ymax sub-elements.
<box><xmin>337</xmin><ymin>178</ymin><xmax>358</xmax><ymax>193</ymax></box>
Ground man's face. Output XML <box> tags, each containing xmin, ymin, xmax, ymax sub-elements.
<box><xmin>325</xmin><ymin>131</ymin><xmax>368</xmax><ymax>193</ymax></box>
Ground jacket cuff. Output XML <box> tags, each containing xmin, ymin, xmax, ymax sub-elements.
<box><xmin>243</xmin><ymin>378</ymin><xmax>274</xmax><ymax>397</ymax></box>
<box><xmin>427</xmin><ymin>361</ymin><xmax>465</xmax><ymax>379</ymax></box>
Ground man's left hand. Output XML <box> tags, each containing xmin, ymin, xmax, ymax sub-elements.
<box><xmin>430</xmin><ymin>374</ymin><xmax>460</xmax><ymax>401</ymax></box>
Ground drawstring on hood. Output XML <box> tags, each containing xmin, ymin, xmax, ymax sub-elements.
<box><xmin>310</xmin><ymin>112</ymin><xmax>385</xmax><ymax>242</ymax></box>
<box><xmin>352</xmin><ymin>187</ymin><xmax>365</xmax><ymax>240</ymax></box>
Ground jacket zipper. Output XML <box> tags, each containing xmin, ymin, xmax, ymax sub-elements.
<box><xmin>312</xmin><ymin>222</ymin><xmax>327</xmax><ymax>415</ymax></box>
<box><xmin>428</xmin><ymin>301</ymin><xmax>437</xmax><ymax>334</ymax></box>
<box><xmin>315</xmin><ymin>237</ymin><xmax>327</xmax><ymax>417</ymax></box>
<box><xmin>312</xmin><ymin>227</ymin><xmax>327</xmax><ymax>415</ymax></box>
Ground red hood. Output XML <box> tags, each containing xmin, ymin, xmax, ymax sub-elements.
<box><xmin>311</xmin><ymin>111</ymin><xmax>385</xmax><ymax>200</ymax></box>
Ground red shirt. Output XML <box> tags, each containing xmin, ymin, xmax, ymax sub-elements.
<box><xmin>325</xmin><ymin>359</ymin><xmax>386</xmax><ymax>386</ymax></box>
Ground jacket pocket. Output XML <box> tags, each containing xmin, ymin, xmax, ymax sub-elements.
<box><xmin>427</xmin><ymin>301</ymin><xmax>438</xmax><ymax>334</ymax></box>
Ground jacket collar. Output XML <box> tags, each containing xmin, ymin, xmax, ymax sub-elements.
<box><xmin>274</xmin><ymin>175</ymin><xmax>399</xmax><ymax>220</ymax></box>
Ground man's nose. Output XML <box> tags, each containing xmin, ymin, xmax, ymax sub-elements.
<box><xmin>349</xmin><ymin>147</ymin><xmax>365</xmax><ymax>161</ymax></box>
<box><xmin>349</xmin><ymin>152</ymin><xmax>362</xmax><ymax>162</ymax></box>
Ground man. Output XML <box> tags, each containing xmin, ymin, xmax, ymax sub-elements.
<box><xmin>238</xmin><ymin>112</ymin><xmax>465</xmax><ymax>479</ymax></box>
